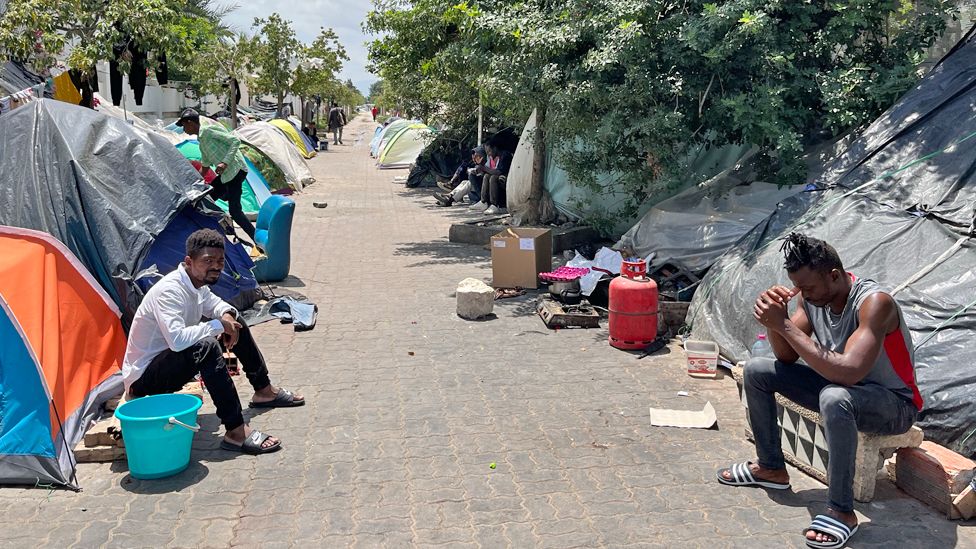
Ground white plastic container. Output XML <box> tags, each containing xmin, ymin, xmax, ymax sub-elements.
<box><xmin>684</xmin><ymin>339</ymin><xmax>720</xmax><ymax>378</ymax></box>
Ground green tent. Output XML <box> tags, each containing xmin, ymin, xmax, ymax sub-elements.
<box><xmin>175</xmin><ymin>140</ymin><xmax>272</xmax><ymax>215</ymax></box>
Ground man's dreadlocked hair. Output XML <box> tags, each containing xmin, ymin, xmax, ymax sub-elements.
<box><xmin>186</xmin><ymin>229</ymin><xmax>225</xmax><ymax>259</ymax></box>
<box><xmin>779</xmin><ymin>232</ymin><xmax>843</xmax><ymax>273</ymax></box>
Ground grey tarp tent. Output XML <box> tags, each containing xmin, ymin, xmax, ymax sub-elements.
<box><xmin>0</xmin><ymin>99</ymin><xmax>209</xmax><ymax>319</ymax></box>
<box><xmin>688</xmin><ymin>30</ymin><xmax>976</xmax><ymax>455</ymax></box>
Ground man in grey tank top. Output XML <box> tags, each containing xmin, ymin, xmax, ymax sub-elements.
<box><xmin>716</xmin><ymin>233</ymin><xmax>922</xmax><ymax>549</ymax></box>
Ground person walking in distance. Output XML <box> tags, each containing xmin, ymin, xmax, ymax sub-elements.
<box><xmin>328</xmin><ymin>103</ymin><xmax>346</xmax><ymax>145</ymax></box>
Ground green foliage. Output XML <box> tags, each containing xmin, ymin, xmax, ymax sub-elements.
<box><xmin>367</xmin><ymin>0</ymin><xmax>956</xmax><ymax>227</ymax></box>
<box><xmin>291</xmin><ymin>27</ymin><xmax>349</xmax><ymax>104</ymax></box>
<box><xmin>184</xmin><ymin>32</ymin><xmax>254</xmax><ymax>107</ymax></box>
<box><xmin>367</xmin><ymin>79</ymin><xmax>384</xmax><ymax>102</ymax></box>
<box><xmin>250</xmin><ymin>13</ymin><xmax>304</xmax><ymax>114</ymax></box>
<box><xmin>0</xmin><ymin>0</ymin><xmax>193</xmax><ymax>74</ymax></box>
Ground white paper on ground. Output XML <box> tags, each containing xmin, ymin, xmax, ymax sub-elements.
<box><xmin>649</xmin><ymin>401</ymin><xmax>717</xmax><ymax>429</ymax></box>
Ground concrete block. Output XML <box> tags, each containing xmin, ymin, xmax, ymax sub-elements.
<box><xmin>456</xmin><ymin>278</ymin><xmax>494</xmax><ymax>320</ymax></box>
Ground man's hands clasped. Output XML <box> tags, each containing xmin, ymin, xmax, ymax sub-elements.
<box><xmin>753</xmin><ymin>285</ymin><xmax>796</xmax><ymax>332</ymax></box>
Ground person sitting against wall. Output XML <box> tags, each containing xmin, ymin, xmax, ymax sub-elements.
<box><xmin>469</xmin><ymin>142</ymin><xmax>512</xmax><ymax>215</ymax></box>
<box><xmin>122</xmin><ymin>229</ymin><xmax>305</xmax><ymax>455</ymax></box>
<box><xmin>434</xmin><ymin>146</ymin><xmax>486</xmax><ymax>207</ymax></box>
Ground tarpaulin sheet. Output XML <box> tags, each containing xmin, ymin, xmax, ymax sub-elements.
<box><xmin>407</xmin><ymin>140</ymin><xmax>465</xmax><ymax>188</ymax></box>
<box><xmin>0</xmin><ymin>99</ymin><xmax>209</xmax><ymax>320</ymax></box>
<box><xmin>617</xmin><ymin>181</ymin><xmax>805</xmax><ymax>273</ymax></box>
<box><xmin>0</xmin><ymin>61</ymin><xmax>51</xmax><ymax>98</ymax></box>
<box><xmin>688</xmin><ymin>30</ymin><xmax>976</xmax><ymax>455</ymax></box>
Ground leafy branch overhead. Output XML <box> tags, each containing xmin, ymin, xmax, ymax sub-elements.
<box><xmin>367</xmin><ymin>0</ymin><xmax>956</xmax><ymax>228</ymax></box>
<box><xmin>0</xmin><ymin>0</ymin><xmax>228</xmax><ymax>77</ymax></box>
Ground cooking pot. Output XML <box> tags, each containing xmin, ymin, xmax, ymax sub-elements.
<box><xmin>559</xmin><ymin>289</ymin><xmax>582</xmax><ymax>305</ymax></box>
<box><xmin>549</xmin><ymin>278</ymin><xmax>581</xmax><ymax>299</ymax></box>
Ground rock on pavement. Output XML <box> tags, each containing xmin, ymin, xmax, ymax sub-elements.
<box><xmin>456</xmin><ymin>278</ymin><xmax>494</xmax><ymax>319</ymax></box>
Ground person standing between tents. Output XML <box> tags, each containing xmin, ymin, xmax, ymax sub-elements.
<box><xmin>435</xmin><ymin>146</ymin><xmax>486</xmax><ymax>207</ymax></box>
<box><xmin>122</xmin><ymin>229</ymin><xmax>305</xmax><ymax>455</ymax></box>
<box><xmin>328</xmin><ymin>102</ymin><xmax>346</xmax><ymax>145</ymax></box>
<box><xmin>176</xmin><ymin>109</ymin><xmax>257</xmax><ymax>242</ymax></box>
<box><xmin>471</xmin><ymin>142</ymin><xmax>512</xmax><ymax>214</ymax></box>
<box><xmin>371</xmin><ymin>105</ymin><xmax>379</xmax><ymax>121</ymax></box>
<box><xmin>717</xmin><ymin>233</ymin><xmax>923</xmax><ymax>549</ymax></box>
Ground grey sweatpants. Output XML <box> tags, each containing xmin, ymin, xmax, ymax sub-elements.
<box><xmin>743</xmin><ymin>357</ymin><xmax>917</xmax><ymax>513</ymax></box>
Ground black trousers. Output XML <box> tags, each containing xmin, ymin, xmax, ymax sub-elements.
<box><xmin>209</xmin><ymin>169</ymin><xmax>257</xmax><ymax>240</ymax></box>
<box><xmin>480</xmin><ymin>174</ymin><xmax>507</xmax><ymax>207</ymax></box>
<box><xmin>129</xmin><ymin>320</ymin><xmax>271</xmax><ymax>431</ymax></box>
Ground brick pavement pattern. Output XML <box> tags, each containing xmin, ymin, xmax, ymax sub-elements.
<box><xmin>1</xmin><ymin>114</ymin><xmax>974</xmax><ymax>549</ymax></box>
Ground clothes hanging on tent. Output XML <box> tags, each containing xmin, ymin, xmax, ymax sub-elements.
<box><xmin>110</xmin><ymin>39</ymin><xmax>148</xmax><ymax>106</ymax></box>
<box><xmin>67</xmin><ymin>68</ymin><xmax>98</xmax><ymax>108</ymax></box>
<box><xmin>154</xmin><ymin>52</ymin><xmax>168</xmax><ymax>86</ymax></box>
<box><xmin>52</xmin><ymin>72</ymin><xmax>82</xmax><ymax>105</ymax></box>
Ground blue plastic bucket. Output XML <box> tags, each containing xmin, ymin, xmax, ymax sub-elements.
<box><xmin>114</xmin><ymin>393</ymin><xmax>203</xmax><ymax>479</ymax></box>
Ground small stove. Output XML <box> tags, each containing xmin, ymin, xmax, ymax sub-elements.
<box><xmin>536</xmin><ymin>295</ymin><xmax>601</xmax><ymax>329</ymax></box>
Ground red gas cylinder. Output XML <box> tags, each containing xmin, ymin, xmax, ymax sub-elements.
<box><xmin>608</xmin><ymin>259</ymin><xmax>659</xmax><ymax>350</ymax></box>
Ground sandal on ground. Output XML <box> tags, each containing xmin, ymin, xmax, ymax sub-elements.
<box><xmin>220</xmin><ymin>430</ymin><xmax>281</xmax><ymax>455</ymax></box>
<box><xmin>249</xmin><ymin>388</ymin><xmax>305</xmax><ymax>408</ymax></box>
<box><xmin>803</xmin><ymin>514</ymin><xmax>858</xmax><ymax>548</ymax></box>
<box><xmin>715</xmin><ymin>461</ymin><xmax>791</xmax><ymax>490</ymax></box>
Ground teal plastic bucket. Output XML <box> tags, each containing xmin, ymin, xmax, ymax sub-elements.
<box><xmin>114</xmin><ymin>393</ymin><xmax>203</xmax><ymax>479</ymax></box>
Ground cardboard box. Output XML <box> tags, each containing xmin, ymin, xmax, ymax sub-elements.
<box><xmin>490</xmin><ymin>228</ymin><xmax>552</xmax><ymax>289</ymax></box>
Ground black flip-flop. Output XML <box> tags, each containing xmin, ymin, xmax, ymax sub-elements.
<box><xmin>220</xmin><ymin>430</ymin><xmax>281</xmax><ymax>455</ymax></box>
<box><xmin>249</xmin><ymin>388</ymin><xmax>305</xmax><ymax>408</ymax></box>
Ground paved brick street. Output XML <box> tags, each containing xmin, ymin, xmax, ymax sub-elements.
<box><xmin>1</xmin><ymin>114</ymin><xmax>974</xmax><ymax>548</ymax></box>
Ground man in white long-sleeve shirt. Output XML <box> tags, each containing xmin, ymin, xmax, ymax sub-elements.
<box><xmin>122</xmin><ymin>229</ymin><xmax>304</xmax><ymax>454</ymax></box>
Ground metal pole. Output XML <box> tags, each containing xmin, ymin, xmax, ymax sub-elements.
<box><xmin>477</xmin><ymin>90</ymin><xmax>483</xmax><ymax>146</ymax></box>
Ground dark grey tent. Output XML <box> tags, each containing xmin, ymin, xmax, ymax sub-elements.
<box><xmin>688</xmin><ymin>29</ymin><xmax>976</xmax><ymax>455</ymax></box>
<box><xmin>0</xmin><ymin>99</ymin><xmax>209</xmax><ymax>319</ymax></box>
<box><xmin>0</xmin><ymin>61</ymin><xmax>52</xmax><ymax>98</ymax></box>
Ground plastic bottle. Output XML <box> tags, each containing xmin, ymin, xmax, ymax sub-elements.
<box><xmin>751</xmin><ymin>334</ymin><xmax>773</xmax><ymax>359</ymax></box>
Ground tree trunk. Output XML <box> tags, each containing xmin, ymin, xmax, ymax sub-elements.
<box><xmin>229</xmin><ymin>78</ymin><xmax>239</xmax><ymax>129</ymax></box>
<box><xmin>525</xmin><ymin>107</ymin><xmax>547</xmax><ymax>226</ymax></box>
<box><xmin>277</xmin><ymin>92</ymin><xmax>284</xmax><ymax>118</ymax></box>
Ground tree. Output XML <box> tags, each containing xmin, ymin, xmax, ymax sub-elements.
<box><xmin>0</xmin><ymin>0</ymin><xmax>231</xmax><ymax>108</ymax></box>
<box><xmin>250</xmin><ymin>13</ymin><xmax>304</xmax><ymax>117</ymax></box>
<box><xmin>367</xmin><ymin>79</ymin><xmax>384</xmax><ymax>103</ymax></box>
<box><xmin>0</xmin><ymin>0</ymin><xmax>190</xmax><ymax>89</ymax></box>
<box><xmin>167</xmin><ymin>0</ymin><xmax>238</xmax><ymax>80</ymax></box>
<box><xmin>186</xmin><ymin>32</ymin><xmax>254</xmax><ymax>127</ymax></box>
<box><xmin>367</xmin><ymin>0</ymin><xmax>956</xmax><ymax>231</ymax></box>
<box><xmin>291</xmin><ymin>27</ymin><xmax>348</xmax><ymax>122</ymax></box>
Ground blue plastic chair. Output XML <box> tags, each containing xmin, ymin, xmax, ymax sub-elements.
<box><xmin>251</xmin><ymin>195</ymin><xmax>295</xmax><ymax>282</ymax></box>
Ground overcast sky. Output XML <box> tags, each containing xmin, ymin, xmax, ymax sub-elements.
<box><xmin>223</xmin><ymin>1</ymin><xmax>377</xmax><ymax>95</ymax></box>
